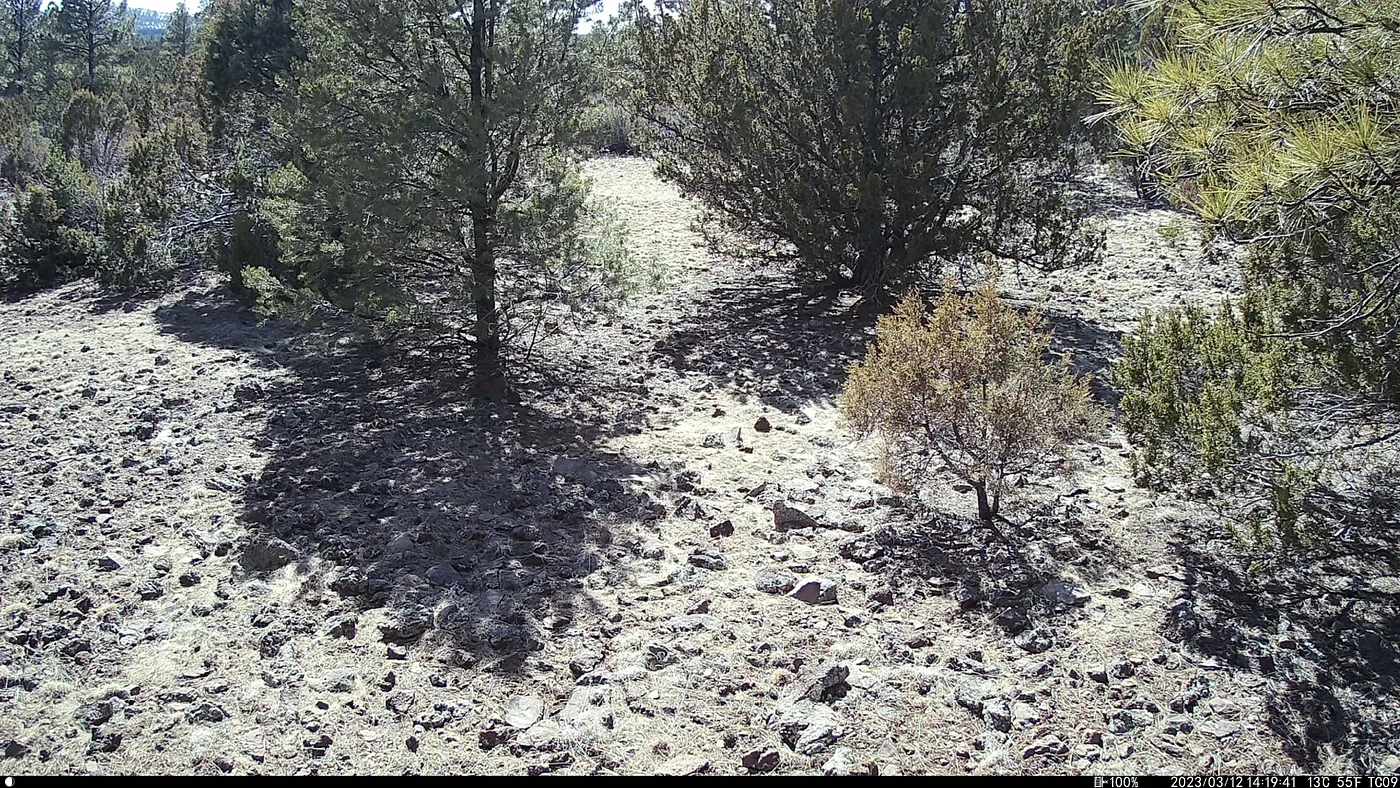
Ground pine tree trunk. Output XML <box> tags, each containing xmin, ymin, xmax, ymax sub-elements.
<box><xmin>87</xmin><ymin>24</ymin><xmax>97</xmax><ymax>89</ymax></box>
<box><xmin>468</xmin><ymin>0</ymin><xmax>504</xmax><ymax>401</ymax></box>
<box><xmin>851</xmin><ymin>6</ymin><xmax>889</xmax><ymax>296</ymax></box>
<box><xmin>470</xmin><ymin>209</ymin><xmax>503</xmax><ymax>400</ymax></box>
<box><xmin>972</xmin><ymin>480</ymin><xmax>997</xmax><ymax>522</ymax></box>
<box><xmin>852</xmin><ymin>253</ymin><xmax>888</xmax><ymax>292</ymax></box>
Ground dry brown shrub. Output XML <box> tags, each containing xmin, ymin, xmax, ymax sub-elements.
<box><xmin>841</xmin><ymin>283</ymin><xmax>1104</xmax><ymax>521</ymax></box>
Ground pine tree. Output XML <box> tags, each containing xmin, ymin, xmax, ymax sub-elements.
<box><xmin>1096</xmin><ymin>0</ymin><xmax>1400</xmax><ymax>552</ymax></box>
<box><xmin>53</xmin><ymin>0</ymin><xmax>127</xmax><ymax>91</ymax></box>
<box><xmin>163</xmin><ymin>1</ymin><xmax>193</xmax><ymax>58</ymax></box>
<box><xmin>632</xmin><ymin>0</ymin><xmax>1123</xmax><ymax>297</ymax></box>
<box><xmin>202</xmin><ymin>0</ymin><xmax>299</xmax><ymax>111</ymax></box>
<box><xmin>2</xmin><ymin>149</ymin><xmax>102</xmax><ymax>290</ymax></box>
<box><xmin>257</xmin><ymin>0</ymin><xmax>642</xmax><ymax>397</ymax></box>
<box><xmin>199</xmin><ymin>0</ymin><xmax>303</xmax><ymax>296</ymax></box>
<box><xmin>1096</xmin><ymin>0</ymin><xmax>1400</xmax><ymax>400</ymax></box>
<box><xmin>2</xmin><ymin>0</ymin><xmax>41</xmax><ymax>93</ymax></box>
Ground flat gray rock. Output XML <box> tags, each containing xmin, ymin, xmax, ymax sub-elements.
<box><xmin>425</xmin><ymin>563</ymin><xmax>462</xmax><ymax>586</ymax></box>
<box><xmin>1013</xmin><ymin>628</ymin><xmax>1054</xmax><ymax>654</ymax></box>
<box><xmin>318</xmin><ymin>668</ymin><xmax>357</xmax><ymax>693</ymax></box>
<box><xmin>754</xmin><ymin>567</ymin><xmax>798</xmax><ymax>595</ymax></box>
<box><xmin>385</xmin><ymin>533</ymin><xmax>416</xmax><ymax>555</ymax></box>
<box><xmin>658</xmin><ymin>754</ymin><xmax>709</xmax><ymax>776</ymax></box>
<box><xmin>504</xmin><ymin>695</ymin><xmax>546</xmax><ymax>729</ymax></box>
<box><xmin>776</xmin><ymin>700</ymin><xmax>844</xmax><ymax>756</ymax></box>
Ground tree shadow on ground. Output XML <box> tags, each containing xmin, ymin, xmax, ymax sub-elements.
<box><xmin>1169</xmin><ymin>522</ymin><xmax>1400</xmax><ymax>771</ymax></box>
<box><xmin>155</xmin><ymin>288</ymin><xmax>652</xmax><ymax>674</ymax></box>
<box><xmin>1</xmin><ymin>273</ymin><xmax>200</xmax><ymax>315</ymax></box>
<box><xmin>850</xmin><ymin>499</ymin><xmax>1136</xmax><ymax>640</ymax></box>
<box><xmin>1</xmin><ymin>279</ymin><xmax>156</xmax><ymax>314</ymax></box>
<box><xmin>648</xmin><ymin>273</ymin><xmax>871</xmax><ymax>414</ymax></box>
<box><xmin>1071</xmin><ymin>163</ymin><xmax>1174</xmax><ymax>220</ymax></box>
<box><xmin>1040</xmin><ymin>310</ymin><xmax>1124</xmax><ymax>408</ymax></box>
<box><xmin>1073</xmin><ymin>183</ymin><xmax>1160</xmax><ymax>221</ymax></box>
<box><xmin>654</xmin><ymin>270</ymin><xmax>1126</xmax><ymax>413</ymax></box>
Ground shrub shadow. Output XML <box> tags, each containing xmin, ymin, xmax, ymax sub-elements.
<box><xmin>1169</xmin><ymin>524</ymin><xmax>1400</xmax><ymax>771</ymax></box>
<box><xmin>0</xmin><ymin>269</ymin><xmax>203</xmax><ymax>314</ymax></box>
<box><xmin>155</xmin><ymin>288</ymin><xmax>651</xmax><ymax>674</ymax></box>
<box><xmin>1072</xmin><ymin>162</ymin><xmax>1173</xmax><ymax>220</ymax></box>
<box><xmin>647</xmin><ymin>273</ymin><xmax>870</xmax><ymax>414</ymax></box>
<box><xmin>653</xmin><ymin>270</ymin><xmax>1125</xmax><ymax>413</ymax></box>
<box><xmin>851</xmin><ymin>499</ymin><xmax>1136</xmax><ymax>640</ymax></box>
<box><xmin>1040</xmin><ymin>310</ymin><xmax>1124</xmax><ymax>408</ymax></box>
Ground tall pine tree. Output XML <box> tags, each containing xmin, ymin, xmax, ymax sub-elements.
<box><xmin>199</xmin><ymin>0</ymin><xmax>303</xmax><ymax>296</ymax></box>
<box><xmin>2</xmin><ymin>0</ymin><xmax>41</xmax><ymax>93</ymax></box>
<box><xmin>203</xmin><ymin>0</ymin><xmax>298</xmax><ymax>112</ymax></box>
<box><xmin>53</xmin><ymin>0</ymin><xmax>127</xmax><ymax>92</ymax></box>
<box><xmin>163</xmin><ymin>1</ymin><xmax>193</xmax><ymax>58</ymax></box>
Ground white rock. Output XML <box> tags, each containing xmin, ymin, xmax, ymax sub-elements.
<box><xmin>504</xmin><ymin>695</ymin><xmax>545</xmax><ymax>729</ymax></box>
<box><xmin>822</xmin><ymin>747</ymin><xmax>858</xmax><ymax>776</ymax></box>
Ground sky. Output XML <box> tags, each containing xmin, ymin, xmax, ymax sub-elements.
<box><xmin>129</xmin><ymin>1</ymin><xmax>188</xmax><ymax>10</ymax></box>
<box><xmin>126</xmin><ymin>0</ymin><xmax>625</xmax><ymax>17</ymax></box>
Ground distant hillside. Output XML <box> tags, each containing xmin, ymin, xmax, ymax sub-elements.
<box><xmin>130</xmin><ymin>7</ymin><xmax>171</xmax><ymax>38</ymax></box>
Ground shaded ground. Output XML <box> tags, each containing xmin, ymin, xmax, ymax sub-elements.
<box><xmin>1173</xmin><ymin>526</ymin><xmax>1400</xmax><ymax>772</ymax></box>
<box><xmin>651</xmin><ymin>277</ymin><xmax>872</xmax><ymax>416</ymax></box>
<box><xmin>155</xmin><ymin>288</ymin><xmax>652</xmax><ymax>665</ymax></box>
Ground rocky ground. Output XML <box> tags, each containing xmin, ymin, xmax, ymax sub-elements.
<box><xmin>1</xmin><ymin>157</ymin><xmax>1397</xmax><ymax>776</ymax></box>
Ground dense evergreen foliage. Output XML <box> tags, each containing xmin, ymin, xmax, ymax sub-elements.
<box><xmin>2</xmin><ymin>0</ymin><xmax>43</xmax><ymax>94</ymax></box>
<box><xmin>252</xmin><ymin>0</ymin><xmax>646</xmax><ymax>396</ymax></box>
<box><xmin>1100</xmin><ymin>0</ymin><xmax>1400</xmax><ymax>553</ymax></box>
<box><xmin>631</xmin><ymin>0</ymin><xmax>1126</xmax><ymax>296</ymax></box>
<box><xmin>0</xmin><ymin>0</ymin><xmax>209</xmax><ymax>292</ymax></box>
<box><xmin>54</xmin><ymin>0</ymin><xmax>129</xmax><ymax>91</ymax></box>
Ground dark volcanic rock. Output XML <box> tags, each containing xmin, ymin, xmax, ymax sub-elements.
<box><xmin>838</xmin><ymin>537</ymin><xmax>884</xmax><ymax>563</ymax></box>
<box><xmin>239</xmin><ymin>537</ymin><xmax>297</xmax><ymax>572</ymax></box>
<box><xmin>324</xmin><ymin>615</ymin><xmax>358</xmax><ymax>640</ymax></box>
<box><xmin>771</xmin><ymin>503</ymin><xmax>820</xmax><ymax>531</ymax></box>
<box><xmin>378</xmin><ymin>613</ymin><xmax>431</xmax><ymax>644</ymax></box>
<box><xmin>709</xmin><ymin>520</ymin><xmax>735</xmax><ymax>538</ymax></box>
<box><xmin>75</xmin><ymin>700</ymin><xmax>114</xmax><ymax>728</ymax></box>
<box><xmin>788</xmin><ymin>660</ymin><xmax>850</xmax><ymax>703</ymax></box>
<box><xmin>1014</xmin><ymin>628</ymin><xmax>1054</xmax><ymax>654</ymax></box>
<box><xmin>89</xmin><ymin>729</ymin><xmax>122</xmax><ymax>754</ymax></box>
<box><xmin>742</xmin><ymin>748</ymin><xmax>781</xmax><ymax>773</ymax></box>
<box><xmin>754</xmin><ymin>567</ymin><xmax>798</xmax><ymax>595</ymax></box>
<box><xmin>689</xmin><ymin>548</ymin><xmax>728</xmax><ymax>571</ymax></box>
<box><xmin>1163</xmin><ymin>599</ymin><xmax>1201</xmax><ymax>643</ymax></box>
<box><xmin>791</xmin><ymin>577</ymin><xmax>838</xmax><ymax>606</ymax></box>
<box><xmin>233</xmin><ymin>382</ymin><xmax>265</xmax><ymax>401</ymax></box>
